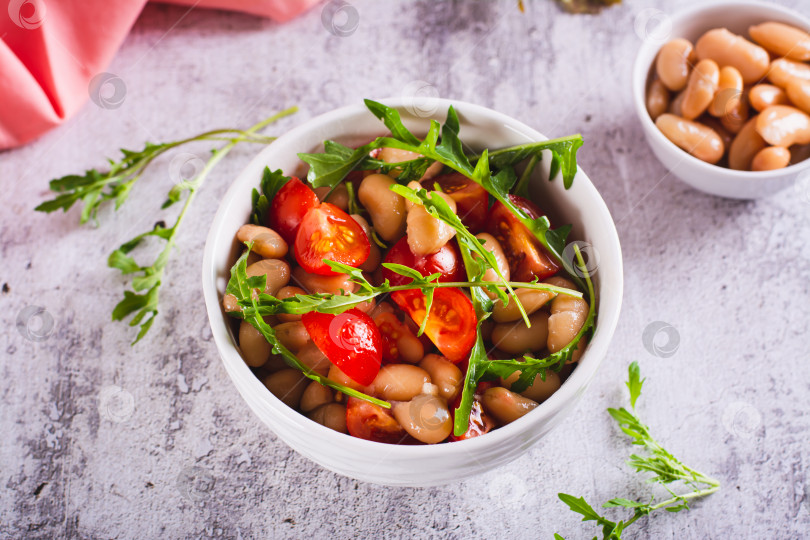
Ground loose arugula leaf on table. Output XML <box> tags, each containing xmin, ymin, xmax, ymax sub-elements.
<box><xmin>556</xmin><ymin>362</ymin><xmax>720</xmax><ymax>539</ymax></box>
<box><xmin>36</xmin><ymin>107</ymin><xmax>298</xmax><ymax>343</ymax></box>
<box><xmin>226</xmin><ymin>249</ymin><xmax>390</xmax><ymax>408</ymax></box>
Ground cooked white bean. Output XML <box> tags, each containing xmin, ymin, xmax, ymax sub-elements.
<box><xmin>367</xmin><ymin>364</ymin><xmax>431</xmax><ymax>401</ymax></box>
<box><xmin>751</xmin><ymin>146</ymin><xmax>791</xmax><ymax>171</ymax></box>
<box><xmin>246</xmin><ymin>259</ymin><xmax>290</xmax><ymax>296</ymax></box>
<box><xmin>308</xmin><ymin>403</ymin><xmax>348</xmax><ymax>433</ymax></box>
<box><xmin>491</xmin><ymin>311</ymin><xmax>550</xmax><ymax>354</ymax></box>
<box><xmin>236</xmin><ymin>224</ymin><xmax>288</xmax><ymax>259</ymax></box>
<box><xmin>756</xmin><ymin>105</ymin><xmax>810</xmax><ymax>147</ymax></box>
<box><xmin>481</xmin><ymin>387</ymin><xmax>538</xmax><ymax>425</ymax></box>
<box><xmin>547</xmin><ymin>293</ymin><xmax>589</xmax><ymax>353</ymax></box>
<box><xmin>328</xmin><ymin>364</ymin><xmax>365</xmax><ymax>392</ymax></box>
<box><xmin>292</xmin><ymin>266</ymin><xmax>357</xmax><ymax>295</ymax></box>
<box><xmin>749</xmin><ymin>22</ymin><xmax>810</xmax><ymax>61</ymax></box>
<box><xmin>296</xmin><ymin>341</ymin><xmax>332</xmax><ymax>376</ymax></box>
<box><xmin>695</xmin><ymin>28</ymin><xmax>770</xmax><ymax>84</ymax></box>
<box><xmin>681</xmin><ymin>59</ymin><xmax>719</xmax><ymax>120</ymax></box>
<box><xmin>767</xmin><ymin>58</ymin><xmax>810</xmax><ymax>89</ymax></box>
<box><xmin>358</xmin><ymin>173</ymin><xmax>407</xmax><ymax>242</ymax></box>
<box><xmin>646</xmin><ymin>79</ymin><xmax>671</xmax><ymax>120</ymax></box>
<box><xmin>655</xmin><ymin>38</ymin><xmax>696</xmax><ymax>92</ymax></box>
<box><xmin>419</xmin><ymin>354</ymin><xmax>463</xmax><ymax>401</ymax></box>
<box><xmin>392</xmin><ymin>393</ymin><xmax>453</xmax><ymax>444</ymax></box>
<box><xmin>273</xmin><ymin>321</ymin><xmax>310</xmax><ymax>353</ymax></box>
<box><xmin>729</xmin><ymin>116</ymin><xmax>767</xmax><ymax>170</ymax></box>
<box><xmin>655</xmin><ymin>114</ymin><xmax>725</xmax><ymax>164</ymax></box>
<box><xmin>314</xmin><ymin>184</ymin><xmax>349</xmax><ymax>212</ymax></box>
<box><xmin>786</xmin><ymin>80</ymin><xmax>810</xmax><ymax>115</ymax></box>
<box><xmin>222</xmin><ymin>293</ymin><xmax>240</xmax><ymax>313</ymax></box>
<box><xmin>475</xmin><ymin>233</ymin><xmax>510</xmax><ymax>283</ymax></box>
<box><xmin>749</xmin><ymin>84</ymin><xmax>789</xmax><ymax>112</ymax></box>
<box><xmin>275</xmin><ymin>286</ymin><xmax>306</xmax><ymax>322</ymax></box>
<box><xmin>300</xmin><ymin>381</ymin><xmax>334</xmax><ymax>413</ymax></box>
<box><xmin>708</xmin><ymin>66</ymin><xmax>743</xmax><ymax>118</ymax></box>
<box><xmin>501</xmin><ymin>369</ymin><xmax>561</xmax><ymax>403</ymax></box>
<box><xmin>263</xmin><ymin>369</ymin><xmax>307</xmax><ymax>409</ymax></box>
<box><xmin>406</xmin><ymin>191</ymin><xmax>457</xmax><ymax>256</ymax></box>
<box><xmin>492</xmin><ymin>288</ymin><xmax>555</xmax><ymax>323</ymax></box>
<box><xmin>238</xmin><ymin>320</ymin><xmax>271</xmax><ymax>367</ymax></box>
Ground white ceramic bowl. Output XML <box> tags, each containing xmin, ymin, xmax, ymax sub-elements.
<box><xmin>202</xmin><ymin>98</ymin><xmax>623</xmax><ymax>486</ymax></box>
<box><xmin>632</xmin><ymin>0</ymin><xmax>810</xmax><ymax>199</ymax></box>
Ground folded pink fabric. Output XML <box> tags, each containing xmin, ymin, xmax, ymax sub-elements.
<box><xmin>0</xmin><ymin>0</ymin><xmax>319</xmax><ymax>149</ymax></box>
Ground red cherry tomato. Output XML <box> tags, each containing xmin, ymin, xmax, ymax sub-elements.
<box><xmin>450</xmin><ymin>400</ymin><xmax>496</xmax><ymax>441</ymax></box>
<box><xmin>485</xmin><ymin>194</ymin><xmax>560</xmax><ymax>282</ymax></box>
<box><xmin>391</xmin><ymin>288</ymin><xmax>476</xmax><ymax>363</ymax></box>
<box><xmin>294</xmin><ymin>202</ymin><xmax>370</xmax><ymax>276</ymax></box>
<box><xmin>423</xmin><ymin>172</ymin><xmax>489</xmax><ymax>233</ymax></box>
<box><xmin>301</xmin><ymin>309</ymin><xmax>382</xmax><ymax>386</ymax></box>
<box><xmin>268</xmin><ymin>177</ymin><xmax>320</xmax><ymax>244</ymax></box>
<box><xmin>382</xmin><ymin>237</ymin><xmax>465</xmax><ymax>286</ymax></box>
<box><xmin>449</xmin><ymin>381</ymin><xmax>497</xmax><ymax>441</ymax></box>
<box><xmin>345</xmin><ymin>397</ymin><xmax>409</xmax><ymax>444</ymax></box>
<box><xmin>373</xmin><ymin>312</ymin><xmax>422</xmax><ymax>364</ymax></box>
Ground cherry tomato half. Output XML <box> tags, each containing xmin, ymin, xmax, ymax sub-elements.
<box><xmin>449</xmin><ymin>381</ymin><xmax>496</xmax><ymax>441</ymax></box>
<box><xmin>301</xmin><ymin>308</ymin><xmax>382</xmax><ymax>386</ymax></box>
<box><xmin>345</xmin><ymin>397</ymin><xmax>409</xmax><ymax>444</ymax></box>
<box><xmin>268</xmin><ymin>177</ymin><xmax>320</xmax><ymax>244</ymax></box>
<box><xmin>485</xmin><ymin>194</ymin><xmax>560</xmax><ymax>282</ymax></box>
<box><xmin>373</xmin><ymin>312</ymin><xmax>422</xmax><ymax>364</ymax></box>
<box><xmin>295</xmin><ymin>202</ymin><xmax>370</xmax><ymax>276</ymax></box>
<box><xmin>391</xmin><ymin>288</ymin><xmax>476</xmax><ymax>363</ymax></box>
<box><xmin>382</xmin><ymin>237</ymin><xmax>465</xmax><ymax>286</ymax></box>
<box><xmin>450</xmin><ymin>400</ymin><xmax>496</xmax><ymax>441</ymax></box>
<box><xmin>422</xmin><ymin>172</ymin><xmax>489</xmax><ymax>233</ymax></box>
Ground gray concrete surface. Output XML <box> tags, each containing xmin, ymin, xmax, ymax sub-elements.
<box><xmin>2</xmin><ymin>0</ymin><xmax>809</xmax><ymax>538</ymax></box>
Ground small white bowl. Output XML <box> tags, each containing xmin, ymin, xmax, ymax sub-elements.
<box><xmin>201</xmin><ymin>98</ymin><xmax>623</xmax><ymax>486</ymax></box>
<box><xmin>632</xmin><ymin>0</ymin><xmax>810</xmax><ymax>199</ymax></box>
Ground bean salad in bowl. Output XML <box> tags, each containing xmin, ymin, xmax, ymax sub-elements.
<box><xmin>219</xmin><ymin>100</ymin><xmax>596</xmax><ymax>446</ymax></box>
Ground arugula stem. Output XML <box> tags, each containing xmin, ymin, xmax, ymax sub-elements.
<box><xmin>513</xmin><ymin>153</ymin><xmax>539</xmax><ymax>198</ymax></box>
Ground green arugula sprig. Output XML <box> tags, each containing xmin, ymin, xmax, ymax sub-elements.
<box><xmin>229</xmin><ymin>259</ymin><xmax>581</xmax><ymax>322</ymax></box>
<box><xmin>481</xmin><ymin>244</ymin><xmax>596</xmax><ymax>393</ymax></box>
<box><xmin>36</xmin><ymin>108</ymin><xmax>297</xmax><ymax>342</ymax></box>
<box><xmin>35</xmin><ymin>127</ymin><xmax>279</xmax><ymax>224</ymax></box>
<box><xmin>299</xmin><ymin>100</ymin><xmax>585</xmax><ymax>290</ymax></box>
<box><xmin>226</xmin><ymin>248</ymin><xmax>390</xmax><ymax>408</ymax></box>
<box><xmin>451</xmin><ymin>244</ymin><xmax>595</xmax><ymax>435</ymax></box>
<box><xmin>556</xmin><ymin>362</ymin><xmax>720</xmax><ymax>539</ymax></box>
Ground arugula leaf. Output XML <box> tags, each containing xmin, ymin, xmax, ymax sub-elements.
<box><xmin>364</xmin><ymin>98</ymin><xmax>422</xmax><ymax>146</ymax></box>
<box><xmin>626</xmin><ymin>361</ymin><xmax>644</xmax><ymax>409</ymax></box>
<box><xmin>251</xmin><ymin>168</ymin><xmax>290</xmax><ymax>225</ymax></box>
<box><xmin>486</xmin><ymin>135</ymin><xmax>583</xmax><ymax>189</ymax></box>
<box><xmin>555</xmin><ymin>363</ymin><xmax>720</xmax><ymax>539</ymax></box>
<box><xmin>355</xmin><ymin>100</ymin><xmax>585</xmax><ymax>289</ymax></box>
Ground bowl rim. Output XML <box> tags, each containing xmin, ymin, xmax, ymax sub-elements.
<box><xmin>632</xmin><ymin>0</ymin><xmax>810</xmax><ymax>181</ymax></box>
<box><xmin>202</xmin><ymin>97</ymin><xmax>624</xmax><ymax>458</ymax></box>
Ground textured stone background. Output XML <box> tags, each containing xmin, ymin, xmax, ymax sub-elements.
<box><xmin>2</xmin><ymin>0</ymin><xmax>810</xmax><ymax>538</ymax></box>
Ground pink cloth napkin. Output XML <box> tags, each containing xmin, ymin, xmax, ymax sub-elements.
<box><xmin>0</xmin><ymin>0</ymin><xmax>319</xmax><ymax>149</ymax></box>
